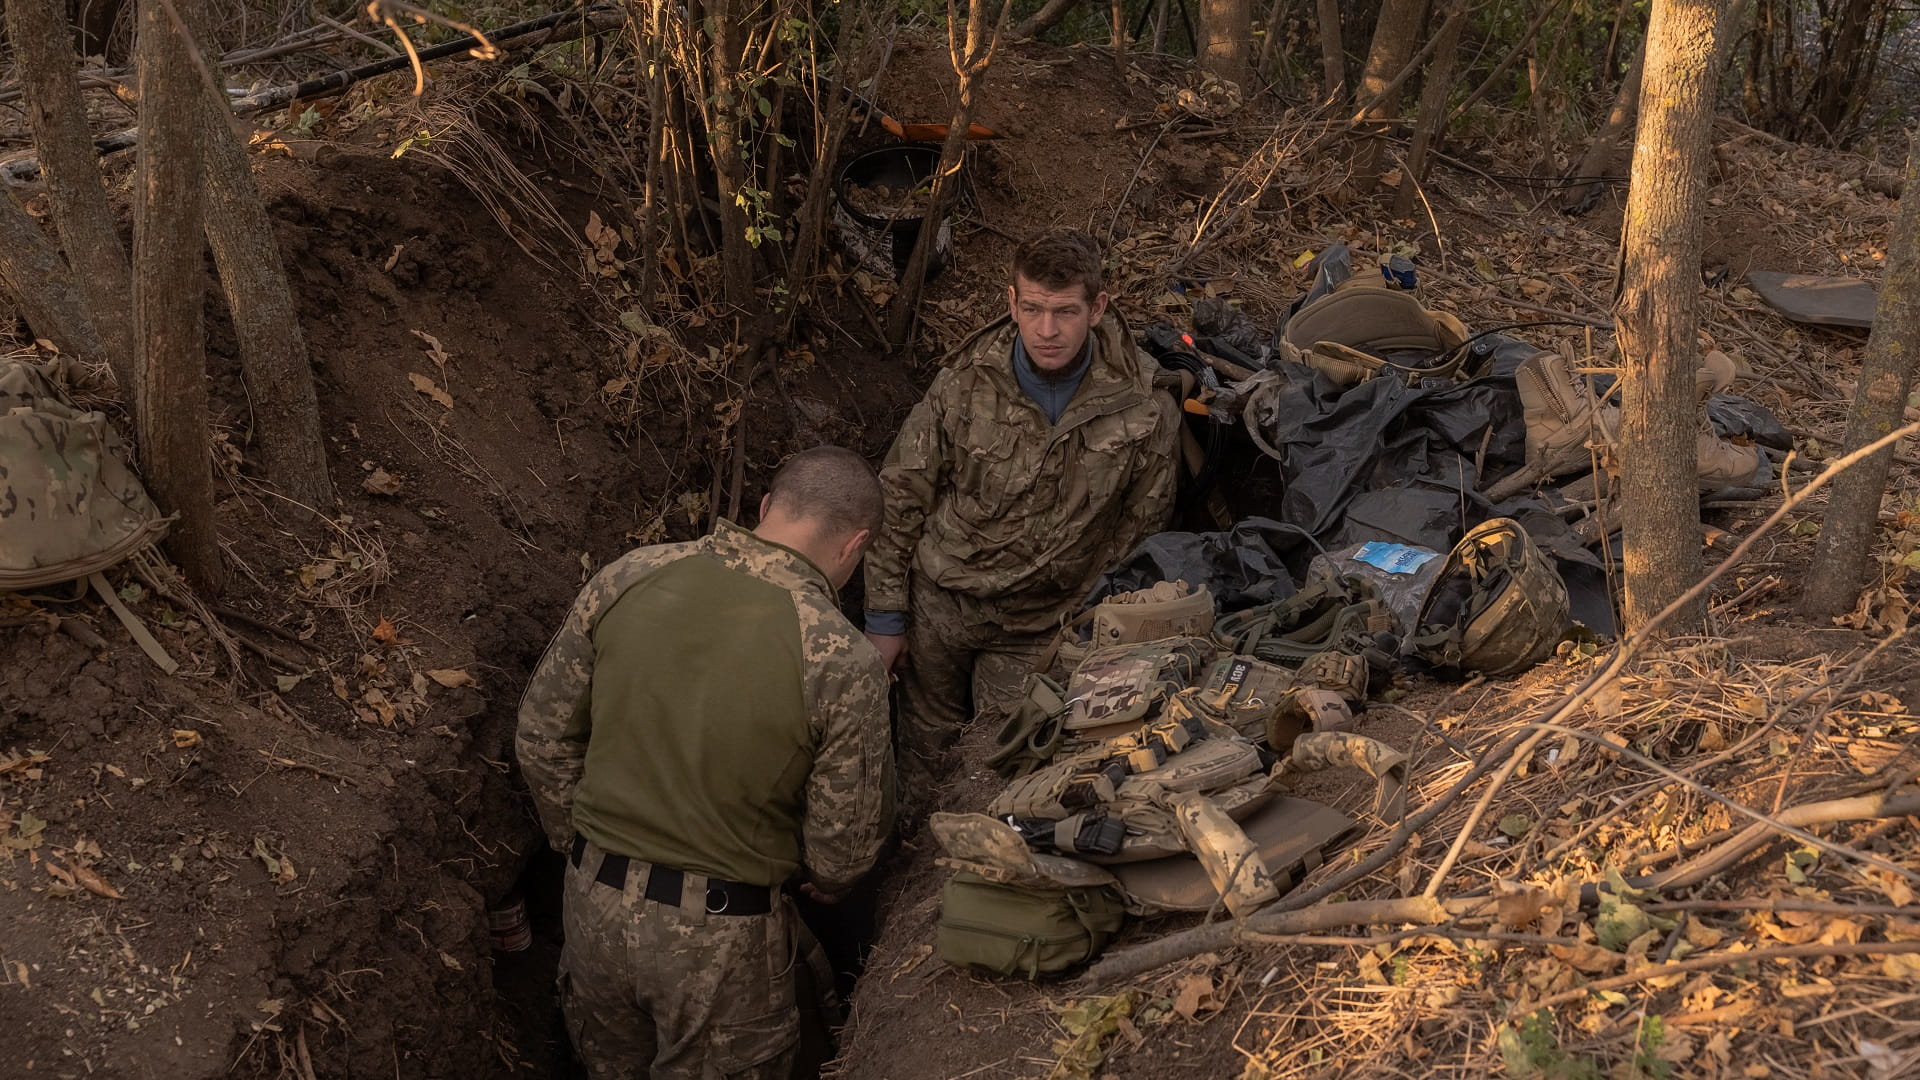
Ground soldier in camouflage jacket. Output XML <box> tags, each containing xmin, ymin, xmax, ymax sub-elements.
<box><xmin>517</xmin><ymin>447</ymin><xmax>893</xmax><ymax>1079</ymax></box>
<box><xmin>864</xmin><ymin>229</ymin><xmax>1180</xmax><ymax>801</ymax></box>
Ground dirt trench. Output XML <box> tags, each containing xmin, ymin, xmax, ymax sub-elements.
<box><xmin>0</xmin><ymin>134</ymin><xmax>927</xmax><ymax>1076</ymax></box>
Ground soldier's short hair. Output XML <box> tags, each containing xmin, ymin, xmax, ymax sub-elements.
<box><xmin>1012</xmin><ymin>228</ymin><xmax>1104</xmax><ymax>302</ymax></box>
<box><xmin>767</xmin><ymin>446</ymin><xmax>883</xmax><ymax>538</ymax></box>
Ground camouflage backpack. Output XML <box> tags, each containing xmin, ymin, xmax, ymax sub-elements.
<box><xmin>0</xmin><ymin>358</ymin><xmax>169</xmax><ymax>591</ymax></box>
<box><xmin>1409</xmin><ymin>518</ymin><xmax>1570</xmax><ymax>677</ymax></box>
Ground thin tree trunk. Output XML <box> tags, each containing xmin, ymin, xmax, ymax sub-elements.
<box><xmin>1199</xmin><ymin>0</ymin><xmax>1252</xmax><ymax>88</ymax></box>
<box><xmin>1351</xmin><ymin>0</ymin><xmax>1427</xmax><ymax>196</ymax></box>
<box><xmin>1392</xmin><ymin>3</ymin><xmax>1465</xmax><ymax>219</ymax></box>
<box><xmin>887</xmin><ymin>0</ymin><xmax>1011</xmax><ymax>353</ymax></box>
<box><xmin>700</xmin><ymin>2</ymin><xmax>758</xmax><ymax>311</ymax></box>
<box><xmin>1153</xmin><ymin>0</ymin><xmax>1170</xmax><ymax>51</ymax></box>
<box><xmin>1613</xmin><ymin>0</ymin><xmax>1729</xmax><ymax>632</ymax></box>
<box><xmin>6</xmin><ymin>0</ymin><xmax>137</xmax><ymax>395</ymax></box>
<box><xmin>1559</xmin><ymin>35</ymin><xmax>1646</xmax><ymax>214</ymax></box>
<box><xmin>1114</xmin><ymin>0</ymin><xmax>1128</xmax><ymax>66</ymax></box>
<box><xmin>1801</xmin><ymin>128</ymin><xmax>1920</xmax><ymax>619</ymax></box>
<box><xmin>1601</xmin><ymin>0</ymin><xmax>1634</xmax><ymax>87</ymax></box>
<box><xmin>1013</xmin><ymin>0</ymin><xmax>1084</xmax><ymax>38</ymax></box>
<box><xmin>198</xmin><ymin>96</ymin><xmax>335</xmax><ymax>507</ymax></box>
<box><xmin>1447</xmin><ymin>0</ymin><xmax>1566</xmax><ymax>125</ymax></box>
<box><xmin>1315</xmin><ymin>0</ymin><xmax>1344</xmax><ymax>101</ymax></box>
<box><xmin>1255</xmin><ymin>0</ymin><xmax>1289</xmax><ymax>76</ymax></box>
<box><xmin>134</xmin><ymin>0</ymin><xmax>221</xmax><ymax>592</ymax></box>
<box><xmin>0</xmin><ymin>189</ymin><xmax>109</xmax><ymax>363</ymax></box>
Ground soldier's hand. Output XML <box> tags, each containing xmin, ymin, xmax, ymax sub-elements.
<box><xmin>800</xmin><ymin>883</ymin><xmax>843</xmax><ymax>904</ymax></box>
<box><xmin>865</xmin><ymin>632</ymin><xmax>907</xmax><ymax>676</ymax></box>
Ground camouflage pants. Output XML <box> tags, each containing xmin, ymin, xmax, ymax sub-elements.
<box><xmin>897</xmin><ymin>577</ymin><xmax>1051</xmax><ymax>796</ymax></box>
<box><xmin>558</xmin><ymin>838</ymin><xmax>833</xmax><ymax>1079</ymax></box>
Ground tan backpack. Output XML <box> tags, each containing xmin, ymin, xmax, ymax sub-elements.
<box><xmin>0</xmin><ymin>358</ymin><xmax>169</xmax><ymax>590</ymax></box>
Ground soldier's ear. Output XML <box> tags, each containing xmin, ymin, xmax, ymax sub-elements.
<box><xmin>758</xmin><ymin>493</ymin><xmax>772</xmax><ymax>523</ymax></box>
<box><xmin>842</xmin><ymin>528</ymin><xmax>873</xmax><ymax>564</ymax></box>
<box><xmin>1089</xmin><ymin>290</ymin><xmax>1109</xmax><ymax>324</ymax></box>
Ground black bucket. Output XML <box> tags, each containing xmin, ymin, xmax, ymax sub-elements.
<box><xmin>833</xmin><ymin>145</ymin><xmax>954</xmax><ymax>280</ymax></box>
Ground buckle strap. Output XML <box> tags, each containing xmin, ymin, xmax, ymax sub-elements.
<box><xmin>568</xmin><ymin>835</ymin><xmax>773</xmax><ymax>915</ymax></box>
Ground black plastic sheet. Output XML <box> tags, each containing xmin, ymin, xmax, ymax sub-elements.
<box><xmin>1084</xmin><ymin>517</ymin><xmax>1317</xmax><ymax>612</ymax></box>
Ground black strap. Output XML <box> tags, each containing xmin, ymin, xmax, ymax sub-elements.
<box><xmin>568</xmin><ymin>835</ymin><xmax>773</xmax><ymax>916</ymax></box>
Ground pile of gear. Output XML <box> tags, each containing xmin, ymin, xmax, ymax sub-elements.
<box><xmin>931</xmin><ymin>516</ymin><xmax>1568</xmax><ymax>978</ymax></box>
<box><xmin>1137</xmin><ymin>243</ymin><xmax>1793</xmax><ymax>639</ymax></box>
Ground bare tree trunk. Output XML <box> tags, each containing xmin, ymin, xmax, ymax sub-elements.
<box><xmin>698</xmin><ymin>1</ymin><xmax>759</xmax><ymax>311</ymax></box>
<box><xmin>0</xmin><ymin>189</ymin><xmax>108</xmax><ymax>362</ymax></box>
<box><xmin>134</xmin><ymin>0</ymin><xmax>221</xmax><ymax>592</ymax></box>
<box><xmin>1013</xmin><ymin>0</ymin><xmax>1084</xmax><ymax>38</ymax></box>
<box><xmin>1199</xmin><ymin>0</ymin><xmax>1252</xmax><ymax>88</ymax></box>
<box><xmin>6</xmin><ymin>0</ymin><xmax>137</xmax><ymax>394</ymax></box>
<box><xmin>1153</xmin><ymin>0</ymin><xmax>1171</xmax><ymax>51</ymax></box>
<box><xmin>1613</xmin><ymin>0</ymin><xmax>1728</xmax><ymax>632</ymax></box>
<box><xmin>1447</xmin><ymin>0</ymin><xmax>1565</xmax><ymax>125</ymax></box>
<box><xmin>198</xmin><ymin>99</ymin><xmax>335</xmax><ymax>507</ymax></box>
<box><xmin>1255</xmin><ymin>0</ymin><xmax>1289</xmax><ymax>76</ymax></box>
<box><xmin>1315</xmin><ymin>0</ymin><xmax>1345</xmax><ymax>100</ymax></box>
<box><xmin>1560</xmin><ymin>34</ymin><xmax>1646</xmax><ymax>213</ymax></box>
<box><xmin>887</xmin><ymin>0</ymin><xmax>1011</xmax><ymax>353</ymax></box>
<box><xmin>1351</xmin><ymin>0</ymin><xmax>1427</xmax><ymax>196</ymax></box>
<box><xmin>1801</xmin><ymin>128</ymin><xmax>1920</xmax><ymax>619</ymax></box>
<box><xmin>1391</xmin><ymin>3</ymin><xmax>1465</xmax><ymax>219</ymax></box>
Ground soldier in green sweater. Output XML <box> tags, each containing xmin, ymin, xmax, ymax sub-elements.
<box><xmin>516</xmin><ymin>446</ymin><xmax>893</xmax><ymax>1079</ymax></box>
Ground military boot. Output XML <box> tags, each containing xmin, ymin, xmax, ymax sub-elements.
<box><xmin>1510</xmin><ymin>347</ymin><xmax>1618</xmax><ymax>483</ymax></box>
<box><xmin>1693</xmin><ymin>349</ymin><xmax>1769</xmax><ymax>490</ymax></box>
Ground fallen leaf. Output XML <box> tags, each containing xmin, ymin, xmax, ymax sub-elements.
<box><xmin>383</xmin><ymin>244</ymin><xmax>405</xmax><ymax>272</ymax></box>
<box><xmin>372</xmin><ymin>616</ymin><xmax>401</xmax><ymax>645</ymax></box>
<box><xmin>1171</xmin><ymin>974</ymin><xmax>1217</xmax><ymax>1020</ymax></box>
<box><xmin>71</xmin><ymin>863</ymin><xmax>123</xmax><ymax>899</ymax></box>
<box><xmin>439</xmin><ymin>950</ymin><xmax>464</xmax><ymax>971</ymax></box>
<box><xmin>252</xmin><ymin>836</ymin><xmax>282</xmax><ymax>879</ymax></box>
<box><xmin>361</xmin><ymin>468</ymin><xmax>403</xmax><ymax>496</ymax></box>
<box><xmin>1883</xmin><ymin>953</ymin><xmax>1920</xmax><ymax>978</ymax></box>
<box><xmin>171</xmin><ymin>729</ymin><xmax>201</xmax><ymax>749</ymax></box>
<box><xmin>1860</xmin><ymin>1037</ymin><xmax>1900</xmax><ymax>1076</ymax></box>
<box><xmin>276</xmin><ymin>851</ymin><xmax>297</xmax><ymax>886</ymax></box>
<box><xmin>426</xmin><ymin>668</ymin><xmax>474</xmax><ymax>688</ymax></box>
<box><xmin>45</xmin><ymin>860</ymin><xmax>75</xmax><ymax>888</ymax></box>
<box><xmin>408</xmin><ymin>371</ymin><xmax>453</xmax><ymax>409</ymax></box>
<box><xmin>1549</xmin><ymin>941</ymin><xmax>1624</xmax><ymax>974</ymax></box>
<box><xmin>275</xmin><ymin>673</ymin><xmax>308</xmax><ymax>693</ymax></box>
<box><xmin>1496</xmin><ymin>882</ymin><xmax>1549</xmax><ymax>930</ymax></box>
<box><xmin>1498</xmin><ymin>814</ymin><xmax>1533</xmax><ymax>839</ymax></box>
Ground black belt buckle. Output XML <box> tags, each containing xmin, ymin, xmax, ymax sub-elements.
<box><xmin>705</xmin><ymin>885</ymin><xmax>730</xmax><ymax>914</ymax></box>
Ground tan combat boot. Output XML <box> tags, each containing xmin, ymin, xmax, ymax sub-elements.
<box><xmin>1693</xmin><ymin>350</ymin><xmax>1767</xmax><ymax>489</ymax></box>
<box><xmin>1511</xmin><ymin>347</ymin><xmax>1617</xmax><ymax>481</ymax></box>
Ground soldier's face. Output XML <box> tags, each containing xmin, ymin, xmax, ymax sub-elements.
<box><xmin>1008</xmin><ymin>276</ymin><xmax>1108</xmax><ymax>372</ymax></box>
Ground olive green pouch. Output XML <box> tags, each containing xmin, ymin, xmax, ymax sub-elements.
<box><xmin>935</xmin><ymin>872</ymin><xmax>1126</xmax><ymax>979</ymax></box>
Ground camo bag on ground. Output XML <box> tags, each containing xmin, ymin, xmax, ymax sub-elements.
<box><xmin>0</xmin><ymin>359</ymin><xmax>168</xmax><ymax>590</ymax></box>
<box><xmin>935</xmin><ymin>872</ymin><xmax>1126</xmax><ymax>978</ymax></box>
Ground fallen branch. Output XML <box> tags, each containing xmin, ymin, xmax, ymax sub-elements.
<box><xmin>0</xmin><ymin>5</ymin><xmax>626</xmax><ymax>186</ymax></box>
<box><xmin>1522</xmin><ymin>941</ymin><xmax>1920</xmax><ymax>1013</ymax></box>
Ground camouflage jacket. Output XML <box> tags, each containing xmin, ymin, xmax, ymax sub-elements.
<box><xmin>866</xmin><ymin>312</ymin><xmax>1180</xmax><ymax>635</ymax></box>
<box><xmin>515</xmin><ymin>521</ymin><xmax>892</xmax><ymax>893</ymax></box>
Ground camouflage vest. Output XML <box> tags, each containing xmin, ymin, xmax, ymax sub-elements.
<box><xmin>1064</xmin><ymin>635</ymin><xmax>1216</xmax><ymax>737</ymax></box>
<box><xmin>0</xmin><ymin>359</ymin><xmax>168</xmax><ymax>591</ymax></box>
